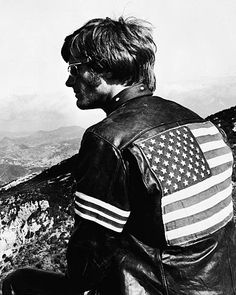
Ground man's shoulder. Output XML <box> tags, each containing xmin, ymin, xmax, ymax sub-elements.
<box><xmin>85</xmin><ymin>95</ymin><xmax>203</xmax><ymax>150</ymax></box>
<box><xmin>85</xmin><ymin>116</ymin><xmax>135</xmax><ymax>150</ymax></box>
<box><xmin>85</xmin><ymin>96</ymin><xmax>157</xmax><ymax>149</ymax></box>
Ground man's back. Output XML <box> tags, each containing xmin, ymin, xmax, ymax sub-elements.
<box><xmin>72</xmin><ymin>86</ymin><xmax>235</xmax><ymax>294</ymax></box>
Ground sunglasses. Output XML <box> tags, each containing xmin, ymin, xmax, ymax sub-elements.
<box><xmin>67</xmin><ymin>57</ymin><xmax>91</xmax><ymax>77</ymax></box>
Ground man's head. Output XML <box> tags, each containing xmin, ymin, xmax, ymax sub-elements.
<box><xmin>62</xmin><ymin>17</ymin><xmax>157</xmax><ymax>110</ymax></box>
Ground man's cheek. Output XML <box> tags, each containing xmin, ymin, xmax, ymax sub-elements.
<box><xmin>85</xmin><ymin>72</ymin><xmax>101</xmax><ymax>88</ymax></box>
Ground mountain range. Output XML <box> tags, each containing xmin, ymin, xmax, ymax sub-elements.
<box><xmin>0</xmin><ymin>126</ymin><xmax>84</xmax><ymax>187</ymax></box>
<box><xmin>0</xmin><ymin>106</ymin><xmax>235</xmax><ymax>288</ymax></box>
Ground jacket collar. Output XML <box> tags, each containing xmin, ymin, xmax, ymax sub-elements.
<box><xmin>106</xmin><ymin>84</ymin><xmax>153</xmax><ymax>114</ymax></box>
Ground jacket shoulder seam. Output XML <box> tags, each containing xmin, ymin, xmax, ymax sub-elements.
<box><xmin>85</xmin><ymin>129</ymin><xmax>121</xmax><ymax>153</ymax></box>
<box><xmin>120</xmin><ymin>118</ymin><xmax>204</xmax><ymax>150</ymax></box>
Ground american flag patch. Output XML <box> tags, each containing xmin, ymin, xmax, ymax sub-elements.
<box><xmin>135</xmin><ymin>121</ymin><xmax>234</xmax><ymax>246</ymax></box>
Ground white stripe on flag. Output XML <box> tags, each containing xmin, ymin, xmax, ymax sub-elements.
<box><xmin>162</xmin><ymin>167</ymin><xmax>232</xmax><ymax>206</ymax></box>
<box><xmin>165</xmin><ymin>201</ymin><xmax>233</xmax><ymax>240</ymax></box>
<box><xmin>200</xmin><ymin>140</ymin><xmax>226</xmax><ymax>153</ymax></box>
<box><xmin>75</xmin><ymin>191</ymin><xmax>130</xmax><ymax>217</ymax></box>
<box><xmin>75</xmin><ymin>199</ymin><xmax>127</xmax><ymax>224</ymax></box>
<box><xmin>190</xmin><ymin>125</ymin><xmax>219</xmax><ymax>137</ymax></box>
<box><xmin>207</xmin><ymin>153</ymin><xmax>233</xmax><ymax>168</ymax></box>
<box><xmin>74</xmin><ymin>208</ymin><xmax>123</xmax><ymax>232</ymax></box>
<box><xmin>163</xmin><ymin>184</ymin><xmax>232</xmax><ymax>223</ymax></box>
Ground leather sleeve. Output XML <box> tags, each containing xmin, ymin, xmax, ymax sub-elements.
<box><xmin>66</xmin><ymin>130</ymin><xmax>130</xmax><ymax>291</ymax></box>
<box><xmin>72</xmin><ymin>130</ymin><xmax>131</xmax><ymax>232</ymax></box>
<box><xmin>66</xmin><ymin>219</ymin><xmax>121</xmax><ymax>291</ymax></box>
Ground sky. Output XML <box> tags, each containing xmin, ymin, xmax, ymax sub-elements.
<box><xmin>0</xmin><ymin>0</ymin><xmax>236</xmax><ymax>135</ymax></box>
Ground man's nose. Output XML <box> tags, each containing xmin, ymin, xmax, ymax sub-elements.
<box><xmin>65</xmin><ymin>76</ymin><xmax>76</xmax><ymax>87</ymax></box>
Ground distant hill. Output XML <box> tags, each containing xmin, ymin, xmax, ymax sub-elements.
<box><xmin>0</xmin><ymin>164</ymin><xmax>29</xmax><ymax>187</ymax></box>
<box><xmin>0</xmin><ymin>107</ymin><xmax>235</xmax><ymax>286</ymax></box>
<box><xmin>206</xmin><ymin>105</ymin><xmax>236</xmax><ymax>145</ymax></box>
<box><xmin>0</xmin><ymin>126</ymin><xmax>84</xmax><ymax>186</ymax></box>
<box><xmin>0</xmin><ymin>131</ymin><xmax>31</xmax><ymax>141</ymax></box>
<box><xmin>157</xmin><ymin>76</ymin><xmax>236</xmax><ymax>118</ymax></box>
<box><xmin>206</xmin><ymin>105</ymin><xmax>236</xmax><ymax>181</ymax></box>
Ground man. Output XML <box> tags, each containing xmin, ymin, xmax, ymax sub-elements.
<box><xmin>2</xmin><ymin>16</ymin><xmax>236</xmax><ymax>295</ymax></box>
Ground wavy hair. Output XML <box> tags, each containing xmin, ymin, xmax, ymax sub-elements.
<box><xmin>61</xmin><ymin>17</ymin><xmax>157</xmax><ymax>91</ymax></box>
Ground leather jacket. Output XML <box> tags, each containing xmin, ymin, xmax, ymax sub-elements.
<box><xmin>66</xmin><ymin>84</ymin><xmax>236</xmax><ymax>295</ymax></box>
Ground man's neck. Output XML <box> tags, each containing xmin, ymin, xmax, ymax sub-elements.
<box><xmin>109</xmin><ymin>84</ymin><xmax>127</xmax><ymax>98</ymax></box>
<box><xmin>102</xmin><ymin>83</ymin><xmax>127</xmax><ymax>115</ymax></box>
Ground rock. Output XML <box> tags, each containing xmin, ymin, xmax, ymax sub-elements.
<box><xmin>0</xmin><ymin>157</ymin><xmax>76</xmax><ymax>286</ymax></box>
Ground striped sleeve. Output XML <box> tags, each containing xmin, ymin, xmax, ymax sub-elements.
<box><xmin>73</xmin><ymin>131</ymin><xmax>130</xmax><ymax>233</ymax></box>
<box><xmin>74</xmin><ymin>192</ymin><xmax>130</xmax><ymax>232</ymax></box>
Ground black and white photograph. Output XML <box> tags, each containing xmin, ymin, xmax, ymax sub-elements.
<box><xmin>0</xmin><ymin>0</ymin><xmax>236</xmax><ymax>294</ymax></box>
